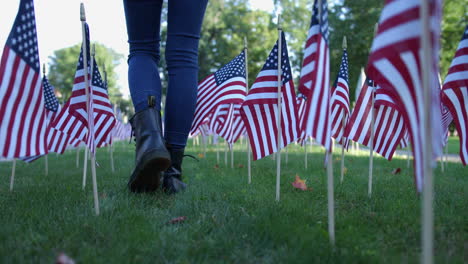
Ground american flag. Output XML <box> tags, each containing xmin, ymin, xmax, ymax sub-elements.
<box><xmin>367</xmin><ymin>0</ymin><xmax>443</xmax><ymax>191</ymax></box>
<box><xmin>344</xmin><ymin>79</ymin><xmax>374</xmax><ymax>147</ymax></box>
<box><xmin>209</xmin><ymin>103</ymin><xmax>245</xmax><ymax>146</ymax></box>
<box><xmin>240</xmin><ymin>32</ymin><xmax>299</xmax><ymax>160</ymax></box>
<box><xmin>0</xmin><ymin>0</ymin><xmax>48</xmax><ymax>159</ymax></box>
<box><xmin>373</xmin><ymin>88</ymin><xmax>406</xmax><ymax>160</ymax></box>
<box><xmin>88</xmin><ymin>59</ymin><xmax>116</xmax><ymax>148</ymax></box>
<box><xmin>298</xmin><ymin>0</ymin><xmax>331</xmax><ymax>151</ymax></box>
<box><xmin>344</xmin><ymin>79</ymin><xmax>405</xmax><ymax>160</ymax></box>
<box><xmin>52</xmin><ymin>24</ymin><xmax>115</xmax><ymax>152</ymax></box>
<box><xmin>21</xmin><ymin>76</ymin><xmax>73</xmax><ymax>157</ymax></box>
<box><xmin>330</xmin><ymin>48</ymin><xmax>350</xmax><ymax>148</ymax></box>
<box><xmin>190</xmin><ymin>51</ymin><xmax>247</xmax><ymax>134</ymax></box>
<box><xmin>67</xmin><ymin>22</ymin><xmax>96</xmax><ymax>155</ymax></box>
<box><xmin>441</xmin><ymin>25</ymin><xmax>468</xmax><ymax>164</ymax></box>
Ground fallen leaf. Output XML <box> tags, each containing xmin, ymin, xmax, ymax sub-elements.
<box><xmin>391</xmin><ymin>168</ymin><xmax>401</xmax><ymax>175</ymax></box>
<box><xmin>213</xmin><ymin>164</ymin><xmax>219</xmax><ymax>169</ymax></box>
<box><xmin>197</xmin><ymin>153</ymin><xmax>205</xmax><ymax>159</ymax></box>
<box><xmin>343</xmin><ymin>167</ymin><xmax>348</xmax><ymax>175</ymax></box>
<box><xmin>237</xmin><ymin>164</ymin><xmax>244</xmax><ymax>168</ymax></box>
<box><xmin>291</xmin><ymin>174</ymin><xmax>309</xmax><ymax>191</ymax></box>
<box><xmin>168</xmin><ymin>216</ymin><xmax>186</xmax><ymax>224</ymax></box>
<box><xmin>56</xmin><ymin>253</ymin><xmax>75</xmax><ymax>264</ymax></box>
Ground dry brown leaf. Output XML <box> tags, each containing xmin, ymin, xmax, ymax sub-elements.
<box><xmin>168</xmin><ymin>216</ymin><xmax>187</xmax><ymax>224</ymax></box>
<box><xmin>291</xmin><ymin>174</ymin><xmax>309</xmax><ymax>191</ymax></box>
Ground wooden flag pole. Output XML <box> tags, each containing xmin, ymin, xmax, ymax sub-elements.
<box><xmin>224</xmin><ymin>141</ymin><xmax>228</xmax><ymax>165</ymax></box>
<box><xmin>82</xmin><ymin>146</ymin><xmax>88</xmax><ymax>189</ymax></box>
<box><xmin>340</xmin><ymin>114</ymin><xmax>347</xmax><ymax>183</ymax></box>
<box><xmin>104</xmin><ymin>65</ymin><xmax>115</xmax><ymax>173</ymax></box>
<box><xmin>9</xmin><ymin>159</ymin><xmax>16</xmax><ymax>191</ymax></box>
<box><xmin>305</xmin><ymin>137</ymin><xmax>308</xmax><ymax>169</ymax></box>
<box><xmin>444</xmin><ymin>143</ymin><xmax>448</xmax><ymax>168</ymax></box>
<box><xmin>76</xmin><ymin>148</ymin><xmax>80</xmax><ymax>168</ymax></box>
<box><xmin>81</xmin><ymin>4</ymin><xmax>100</xmax><ymax>215</ymax></box>
<box><xmin>368</xmin><ymin>85</ymin><xmax>375</xmax><ymax>197</ymax></box>
<box><xmin>202</xmin><ymin>135</ymin><xmax>207</xmax><ymax>158</ymax></box>
<box><xmin>275</xmin><ymin>15</ymin><xmax>283</xmax><ymax>202</ymax></box>
<box><xmin>327</xmin><ymin>139</ymin><xmax>335</xmax><ymax>245</ymax></box>
<box><xmin>368</xmin><ymin>24</ymin><xmax>378</xmax><ymax>198</ymax></box>
<box><xmin>340</xmin><ymin>36</ymin><xmax>347</xmax><ymax>183</ymax></box>
<box><xmin>245</xmin><ymin>37</ymin><xmax>252</xmax><ymax>184</ymax></box>
<box><xmin>407</xmin><ymin>144</ymin><xmax>411</xmax><ymax>168</ymax></box>
<box><xmin>420</xmin><ymin>1</ymin><xmax>434</xmax><ymax>262</ymax></box>
<box><xmin>230</xmin><ymin>143</ymin><xmax>234</xmax><ymax>169</ymax></box>
<box><xmin>216</xmin><ymin>140</ymin><xmax>220</xmax><ymax>164</ymax></box>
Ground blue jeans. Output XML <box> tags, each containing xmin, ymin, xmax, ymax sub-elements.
<box><xmin>123</xmin><ymin>0</ymin><xmax>208</xmax><ymax>148</ymax></box>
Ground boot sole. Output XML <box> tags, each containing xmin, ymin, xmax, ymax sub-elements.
<box><xmin>129</xmin><ymin>149</ymin><xmax>171</xmax><ymax>193</ymax></box>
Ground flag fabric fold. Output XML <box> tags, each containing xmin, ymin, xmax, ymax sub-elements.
<box><xmin>298</xmin><ymin>0</ymin><xmax>331</xmax><ymax>151</ymax></box>
<box><xmin>441</xmin><ymin>25</ymin><xmax>468</xmax><ymax>164</ymax></box>
<box><xmin>330</xmin><ymin>48</ymin><xmax>350</xmax><ymax>148</ymax></box>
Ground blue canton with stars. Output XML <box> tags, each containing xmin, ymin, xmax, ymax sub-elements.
<box><xmin>6</xmin><ymin>0</ymin><xmax>40</xmax><ymax>72</ymax></box>
<box><xmin>310</xmin><ymin>0</ymin><xmax>329</xmax><ymax>44</ymax></box>
<box><xmin>43</xmin><ymin>76</ymin><xmax>59</xmax><ymax>112</ymax></box>
<box><xmin>261</xmin><ymin>32</ymin><xmax>293</xmax><ymax>83</ymax></box>
<box><xmin>91</xmin><ymin>58</ymin><xmax>106</xmax><ymax>90</ymax></box>
<box><xmin>214</xmin><ymin>51</ymin><xmax>246</xmax><ymax>85</ymax></box>
<box><xmin>338</xmin><ymin>50</ymin><xmax>349</xmax><ymax>81</ymax></box>
<box><xmin>461</xmin><ymin>24</ymin><xmax>468</xmax><ymax>41</ymax></box>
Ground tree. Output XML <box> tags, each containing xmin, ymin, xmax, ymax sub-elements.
<box><xmin>48</xmin><ymin>43</ymin><xmax>132</xmax><ymax>116</ymax></box>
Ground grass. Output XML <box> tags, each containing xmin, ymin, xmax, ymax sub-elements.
<box><xmin>0</xmin><ymin>139</ymin><xmax>466</xmax><ymax>263</ymax></box>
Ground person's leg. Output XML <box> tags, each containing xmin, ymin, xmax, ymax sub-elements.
<box><xmin>123</xmin><ymin>0</ymin><xmax>170</xmax><ymax>192</ymax></box>
<box><xmin>162</xmin><ymin>0</ymin><xmax>208</xmax><ymax>194</ymax></box>
<box><xmin>124</xmin><ymin>0</ymin><xmax>163</xmax><ymax>112</ymax></box>
<box><xmin>164</xmin><ymin>0</ymin><xmax>208</xmax><ymax>148</ymax></box>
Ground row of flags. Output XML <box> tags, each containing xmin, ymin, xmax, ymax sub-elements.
<box><xmin>0</xmin><ymin>0</ymin><xmax>131</xmax><ymax>164</ymax></box>
<box><xmin>190</xmin><ymin>0</ymin><xmax>468</xmax><ymax>193</ymax></box>
<box><xmin>0</xmin><ymin>0</ymin><xmax>466</xmax><ymax>192</ymax></box>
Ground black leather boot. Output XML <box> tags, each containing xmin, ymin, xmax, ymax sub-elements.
<box><xmin>128</xmin><ymin>96</ymin><xmax>171</xmax><ymax>192</ymax></box>
<box><xmin>162</xmin><ymin>146</ymin><xmax>187</xmax><ymax>194</ymax></box>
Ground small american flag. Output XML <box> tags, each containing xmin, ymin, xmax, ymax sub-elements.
<box><xmin>0</xmin><ymin>0</ymin><xmax>48</xmax><ymax>159</ymax></box>
<box><xmin>344</xmin><ymin>79</ymin><xmax>406</xmax><ymax>160</ymax></box>
<box><xmin>367</xmin><ymin>0</ymin><xmax>443</xmax><ymax>191</ymax></box>
<box><xmin>191</xmin><ymin>51</ymin><xmax>247</xmax><ymax>134</ymax></box>
<box><xmin>298</xmin><ymin>0</ymin><xmax>331</xmax><ymax>151</ymax></box>
<box><xmin>88</xmin><ymin>59</ymin><xmax>116</xmax><ymax>148</ymax></box>
<box><xmin>240</xmin><ymin>32</ymin><xmax>299</xmax><ymax>160</ymax></box>
<box><xmin>330</xmin><ymin>48</ymin><xmax>350</xmax><ymax>148</ymax></box>
<box><xmin>441</xmin><ymin>25</ymin><xmax>468</xmax><ymax>164</ymax></box>
<box><xmin>373</xmin><ymin>88</ymin><xmax>406</xmax><ymax>160</ymax></box>
<box><xmin>68</xmin><ymin>22</ymin><xmax>96</xmax><ymax>155</ymax></box>
<box><xmin>209</xmin><ymin>103</ymin><xmax>245</xmax><ymax>146</ymax></box>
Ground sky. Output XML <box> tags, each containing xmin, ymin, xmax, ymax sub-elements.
<box><xmin>0</xmin><ymin>0</ymin><xmax>275</xmax><ymax>99</ymax></box>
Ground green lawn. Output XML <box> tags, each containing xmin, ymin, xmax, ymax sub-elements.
<box><xmin>0</xmin><ymin>140</ymin><xmax>466</xmax><ymax>263</ymax></box>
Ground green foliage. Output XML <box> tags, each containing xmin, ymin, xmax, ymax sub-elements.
<box><xmin>198</xmin><ymin>0</ymin><xmax>277</xmax><ymax>85</ymax></box>
<box><xmin>0</xmin><ymin>140</ymin><xmax>466</xmax><ymax>262</ymax></box>
<box><xmin>440</xmin><ymin>0</ymin><xmax>467</xmax><ymax>78</ymax></box>
<box><xmin>48</xmin><ymin>43</ymin><xmax>132</xmax><ymax>116</ymax></box>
